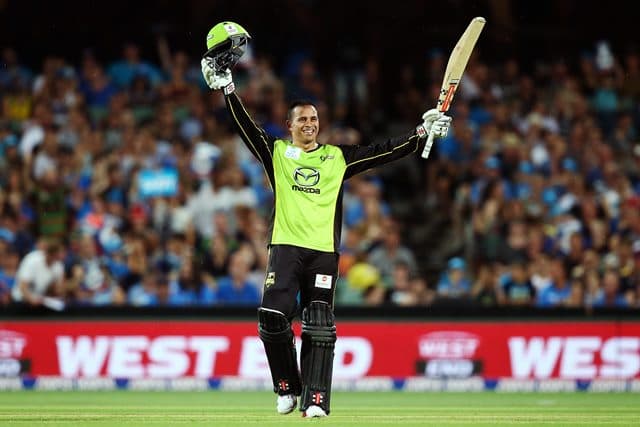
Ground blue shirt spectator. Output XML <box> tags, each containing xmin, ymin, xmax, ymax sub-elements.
<box><xmin>199</xmin><ymin>251</ymin><xmax>261</xmax><ymax>306</ymax></box>
<box><xmin>537</xmin><ymin>282</ymin><xmax>572</xmax><ymax>307</ymax></box>
<box><xmin>536</xmin><ymin>259</ymin><xmax>572</xmax><ymax>307</ymax></box>
<box><xmin>199</xmin><ymin>283</ymin><xmax>219</xmax><ymax>306</ymax></box>
<box><xmin>0</xmin><ymin>48</ymin><xmax>33</xmax><ymax>89</ymax></box>
<box><xmin>436</xmin><ymin>257</ymin><xmax>472</xmax><ymax>298</ymax></box>
<box><xmin>592</xmin><ymin>292</ymin><xmax>628</xmax><ymax>308</ymax></box>
<box><xmin>127</xmin><ymin>274</ymin><xmax>158</xmax><ymax>306</ymax></box>
<box><xmin>79</xmin><ymin>66</ymin><xmax>118</xmax><ymax>109</ymax></box>
<box><xmin>166</xmin><ymin>280</ymin><xmax>198</xmax><ymax>306</ymax></box>
<box><xmin>592</xmin><ymin>271</ymin><xmax>629</xmax><ymax>308</ymax></box>
<box><xmin>154</xmin><ymin>276</ymin><xmax>197</xmax><ymax>306</ymax></box>
<box><xmin>215</xmin><ymin>276</ymin><xmax>261</xmax><ymax>306</ymax></box>
<box><xmin>500</xmin><ymin>262</ymin><xmax>536</xmax><ymax>306</ymax></box>
<box><xmin>107</xmin><ymin>43</ymin><xmax>163</xmax><ymax>89</ymax></box>
<box><xmin>0</xmin><ymin>274</ymin><xmax>14</xmax><ymax>304</ymax></box>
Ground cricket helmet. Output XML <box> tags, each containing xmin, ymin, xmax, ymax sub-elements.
<box><xmin>203</xmin><ymin>21</ymin><xmax>251</xmax><ymax>73</ymax></box>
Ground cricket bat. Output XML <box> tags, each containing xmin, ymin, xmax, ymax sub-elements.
<box><xmin>421</xmin><ymin>17</ymin><xmax>486</xmax><ymax>159</ymax></box>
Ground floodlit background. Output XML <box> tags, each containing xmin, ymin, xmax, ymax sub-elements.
<box><xmin>0</xmin><ymin>0</ymin><xmax>639</xmax><ymax>399</ymax></box>
<box><xmin>0</xmin><ymin>0</ymin><xmax>638</xmax><ymax>309</ymax></box>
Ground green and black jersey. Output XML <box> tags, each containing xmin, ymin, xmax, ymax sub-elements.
<box><xmin>225</xmin><ymin>93</ymin><xmax>425</xmax><ymax>253</ymax></box>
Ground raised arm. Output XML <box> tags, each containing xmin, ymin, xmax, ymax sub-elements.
<box><xmin>224</xmin><ymin>91</ymin><xmax>275</xmax><ymax>169</ymax></box>
<box><xmin>340</xmin><ymin>109</ymin><xmax>452</xmax><ymax>179</ymax></box>
<box><xmin>201</xmin><ymin>60</ymin><xmax>275</xmax><ymax>184</ymax></box>
<box><xmin>340</xmin><ymin>132</ymin><xmax>423</xmax><ymax>179</ymax></box>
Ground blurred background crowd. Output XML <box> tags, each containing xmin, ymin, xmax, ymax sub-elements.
<box><xmin>0</xmin><ymin>1</ymin><xmax>639</xmax><ymax>311</ymax></box>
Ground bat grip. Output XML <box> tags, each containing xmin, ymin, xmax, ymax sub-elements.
<box><xmin>421</xmin><ymin>132</ymin><xmax>436</xmax><ymax>159</ymax></box>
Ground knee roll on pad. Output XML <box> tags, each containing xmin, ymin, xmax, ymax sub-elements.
<box><xmin>258</xmin><ymin>308</ymin><xmax>302</xmax><ymax>395</ymax></box>
<box><xmin>300</xmin><ymin>301</ymin><xmax>336</xmax><ymax>414</ymax></box>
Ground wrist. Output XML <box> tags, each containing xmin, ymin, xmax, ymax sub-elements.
<box><xmin>415</xmin><ymin>124</ymin><xmax>428</xmax><ymax>138</ymax></box>
<box><xmin>223</xmin><ymin>81</ymin><xmax>235</xmax><ymax>95</ymax></box>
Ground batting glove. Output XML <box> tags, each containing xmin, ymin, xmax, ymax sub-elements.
<box><xmin>201</xmin><ymin>58</ymin><xmax>235</xmax><ymax>94</ymax></box>
<box><xmin>416</xmin><ymin>109</ymin><xmax>452</xmax><ymax>139</ymax></box>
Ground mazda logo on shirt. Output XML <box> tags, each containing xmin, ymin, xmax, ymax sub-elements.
<box><xmin>293</xmin><ymin>167</ymin><xmax>320</xmax><ymax>187</ymax></box>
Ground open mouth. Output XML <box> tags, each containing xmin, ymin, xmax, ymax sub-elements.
<box><xmin>303</xmin><ymin>128</ymin><xmax>315</xmax><ymax>136</ymax></box>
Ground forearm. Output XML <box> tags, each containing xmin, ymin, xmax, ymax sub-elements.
<box><xmin>225</xmin><ymin>92</ymin><xmax>273</xmax><ymax>165</ymax></box>
<box><xmin>376</xmin><ymin>132</ymin><xmax>424</xmax><ymax>161</ymax></box>
<box><xmin>18</xmin><ymin>282</ymin><xmax>41</xmax><ymax>305</ymax></box>
<box><xmin>342</xmin><ymin>132</ymin><xmax>423</xmax><ymax>178</ymax></box>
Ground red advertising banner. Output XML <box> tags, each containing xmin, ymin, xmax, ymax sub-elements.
<box><xmin>1</xmin><ymin>321</ymin><xmax>639</xmax><ymax>380</ymax></box>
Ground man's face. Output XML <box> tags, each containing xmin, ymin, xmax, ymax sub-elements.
<box><xmin>45</xmin><ymin>249</ymin><xmax>62</xmax><ymax>265</ymax></box>
<box><xmin>287</xmin><ymin>105</ymin><xmax>319</xmax><ymax>145</ymax></box>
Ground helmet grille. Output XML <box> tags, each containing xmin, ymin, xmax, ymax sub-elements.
<box><xmin>203</xmin><ymin>36</ymin><xmax>249</xmax><ymax>73</ymax></box>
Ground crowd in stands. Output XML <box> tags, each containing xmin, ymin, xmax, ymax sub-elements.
<box><xmin>0</xmin><ymin>38</ymin><xmax>639</xmax><ymax>310</ymax></box>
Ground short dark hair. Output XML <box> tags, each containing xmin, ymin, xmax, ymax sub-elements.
<box><xmin>287</xmin><ymin>99</ymin><xmax>316</xmax><ymax>122</ymax></box>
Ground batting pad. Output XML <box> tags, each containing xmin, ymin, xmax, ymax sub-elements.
<box><xmin>300</xmin><ymin>301</ymin><xmax>337</xmax><ymax>414</ymax></box>
<box><xmin>258</xmin><ymin>308</ymin><xmax>302</xmax><ymax>395</ymax></box>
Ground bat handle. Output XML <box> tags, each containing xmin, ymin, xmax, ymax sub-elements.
<box><xmin>421</xmin><ymin>132</ymin><xmax>436</xmax><ymax>159</ymax></box>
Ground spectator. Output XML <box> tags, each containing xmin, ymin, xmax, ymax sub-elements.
<box><xmin>108</xmin><ymin>43</ymin><xmax>163</xmax><ymax>89</ymax></box>
<box><xmin>593</xmin><ymin>270</ymin><xmax>628</xmax><ymax>308</ymax></box>
<box><xmin>537</xmin><ymin>259</ymin><xmax>572</xmax><ymax>307</ymax></box>
<box><xmin>79</xmin><ymin>62</ymin><xmax>118</xmax><ymax>122</ymax></box>
<box><xmin>501</xmin><ymin>220</ymin><xmax>529</xmax><ymax>263</ymax></box>
<box><xmin>530</xmin><ymin>254</ymin><xmax>553</xmax><ymax>294</ymax></box>
<box><xmin>155</xmin><ymin>271</ymin><xmax>198</xmax><ymax>307</ymax></box>
<box><xmin>11</xmin><ymin>239</ymin><xmax>64</xmax><ymax>306</ymax></box>
<box><xmin>499</xmin><ymin>261</ymin><xmax>536</xmax><ymax>306</ymax></box>
<box><xmin>211</xmin><ymin>250</ymin><xmax>260</xmax><ymax>306</ymax></box>
<box><xmin>0</xmin><ymin>246</ymin><xmax>19</xmax><ymax>305</ymax></box>
<box><xmin>0</xmin><ymin>48</ymin><xmax>33</xmax><ymax>90</ymax></box>
<box><xmin>167</xmin><ymin>258</ymin><xmax>200</xmax><ymax>306</ymax></box>
<box><xmin>388</xmin><ymin>261</ymin><xmax>416</xmax><ymax>306</ymax></box>
<box><xmin>202</xmin><ymin>233</ymin><xmax>231</xmax><ymax>279</ymax></box>
<box><xmin>583</xmin><ymin>269</ymin><xmax>603</xmax><ymax>308</ymax></box>
<box><xmin>339</xmin><ymin>261</ymin><xmax>382</xmax><ymax>306</ymax></box>
<box><xmin>409</xmin><ymin>275</ymin><xmax>434</xmax><ymax>306</ymax></box>
<box><xmin>472</xmin><ymin>265</ymin><xmax>499</xmax><ymax>306</ymax></box>
<box><xmin>367</xmin><ymin>221</ymin><xmax>417</xmax><ymax>287</ymax></box>
<box><xmin>338</xmin><ymin>227</ymin><xmax>366</xmax><ymax>277</ymax></box>
<box><xmin>216</xmin><ymin>166</ymin><xmax>258</xmax><ymax>211</ymax></box>
<box><xmin>127</xmin><ymin>271</ymin><xmax>159</xmax><ymax>306</ymax></box>
<box><xmin>567</xmin><ymin>267</ymin><xmax>586</xmax><ymax>308</ymax></box>
<box><xmin>69</xmin><ymin>235</ymin><xmax>125</xmax><ymax>305</ymax></box>
<box><xmin>436</xmin><ymin>257</ymin><xmax>472</xmax><ymax>299</ymax></box>
<box><xmin>31</xmin><ymin>167</ymin><xmax>68</xmax><ymax>240</ymax></box>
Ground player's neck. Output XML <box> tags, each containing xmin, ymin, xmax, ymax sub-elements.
<box><xmin>293</xmin><ymin>140</ymin><xmax>318</xmax><ymax>152</ymax></box>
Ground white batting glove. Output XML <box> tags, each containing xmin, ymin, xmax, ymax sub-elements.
<box><xmin>200</xmin><ymin>58</ymin><xmax>235</xmax><ymax>94</ymax></box>
<box><xmin>416</xmin><ymin>109</ymin><xmax>452</xmax><ymax>139</ymax></box>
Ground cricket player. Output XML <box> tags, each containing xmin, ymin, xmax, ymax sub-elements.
<box><xmin>201</xmin><ymin>22</ymin><xmax>451</xmax><ymax>418</ymax></box>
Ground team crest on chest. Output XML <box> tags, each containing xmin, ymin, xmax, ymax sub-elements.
<box><xmin>284</xmin><ymin>145</ymin><xmax>302</xmax><ymax>160</ymax></box>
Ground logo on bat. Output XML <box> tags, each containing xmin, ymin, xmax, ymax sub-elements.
<box><xmin>440</xmin><ymin>82</ymin><xmax>459</xmax><ymax>111</ymax></box>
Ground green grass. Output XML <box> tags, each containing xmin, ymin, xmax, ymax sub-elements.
<box><xmin>0</xmin><ymin>391</ymin><xmax>639</xmax><ymax>426</ymax></box>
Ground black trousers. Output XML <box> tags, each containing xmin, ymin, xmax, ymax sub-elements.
<box><xmin>260</xmin><ymin>244</ymin><xmax>339</xmax><ymax>318</ymax></box>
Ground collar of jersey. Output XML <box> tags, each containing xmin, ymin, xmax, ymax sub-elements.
<box><xmin>287</xmin><ymin>140</ymin><xmax>323</xmax><ymax>153</ymax></box>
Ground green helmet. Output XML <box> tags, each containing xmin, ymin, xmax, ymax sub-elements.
<box><xmin>203</xmin><ymin>21</ymin><xmax>251</xmax><ymax>73</ymax></box>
